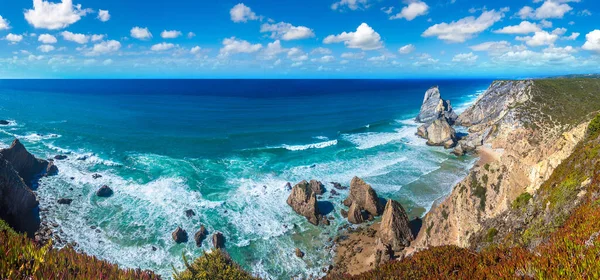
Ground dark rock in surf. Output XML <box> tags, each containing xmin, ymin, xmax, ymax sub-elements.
<box><xmin>185</xmin><ymin>209</ymin><xmax>196</xmax><ymax>218</ymax></box>
<box><xmin>0</xmin><ymin>120</ymin><xmax>9</xmax><ymax>125</ymax></box>
<box><xmin>194</xmin><ymin>225</ymin><xmax>208</xmax><ymax>247</ymax></box>
<box><xmin>46</xmin><ymin>161</ymin><xmax>58</xmax><ymax>176</ymax></box>
<box><xmin>54</xmin><ymin>155</ymin><xmax>68</xmax><ymax>160</ymax></box>
<box><xmin>96</xmin><ymin>185</ymin><xmax>113</xmax><ymax>197</ymax></box>
<box><xmin>92</xmin><ymin>173</ymin><xmax>102</xmax><ymax>179</ymax></box>
<box><xmin>212</xmin><ymin>232</ymin><xmax>225</xmax><ymax>249</ymax></box>
<box><xmin>295</xmin><ymin>248</ymin><xmax>305</xmax><ymax>258</ymax></box>
<box><xmin>57</xmin><ymin>198</ymin><xmax>73</xmax><ymax>205</ymax></box>
<box><xmin>172</xmin><ymin>227</ymin><xmax>188</xmax><ymax>243</ymax></box>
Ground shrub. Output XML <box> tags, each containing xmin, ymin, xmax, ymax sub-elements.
<box><xmin>511</xmin><ymin>192</ymin><xmax>533</xmax><ymax>209</ymax></box>
<box><xmin>486</xmin><ymin>228</ymin><xmax>498</xmax><ymax>243</ymax></box>
<box><xmin>172</xmin><ymin>250</ymin><xmax>257</xmax><ymax>280</ymax></box>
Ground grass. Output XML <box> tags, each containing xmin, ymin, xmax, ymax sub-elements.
<box><xmin>511</xmin><ymin>192</ymin><xmax>533</xmax><ymax>210</ymax></box>
<box><xmin>172</xmin><ymin>250</ymin><xmax>258</xmax><ymax>280</ymax></box>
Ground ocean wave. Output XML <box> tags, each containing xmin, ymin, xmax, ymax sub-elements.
<box><xmin>43</xmin><ymin>142</ymin><xmax>122</xmax><ymax>167</ymax></box>
<box><xmin>21</xmin><ymin>133</ymin><xmax>61</xmax><ymax>141</ymax></box>
<box><xmin>280</xmin><ymin>140</ymin><xmax>338</xmax><ymax>151</ymax></box>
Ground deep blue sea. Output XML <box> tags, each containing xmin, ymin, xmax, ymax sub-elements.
<box><xmin>0</xmin><ymin>79</ymin><xmax>490</xmax><ymax>279</ymax></box>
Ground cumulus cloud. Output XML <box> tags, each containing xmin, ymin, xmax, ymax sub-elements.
<box><xmin>341</xmin><ymin>52</ymin><xmax>366</xmax><ymax>59</ymax></box>
<box><xmin>582</xmin><ymin>30</ymin><xmax>600</xmax><ymax>53</ymax></box>
<box><xmin>422</xmin><ymin>10</ymin><xmax>505</xmax><ymax>43</ymax></box>
<box><xmin>187</xmin><ymin>32</ymin><xmax>196</xmax><ymax>38</ymax></box>
<box><xmin>563</xmin><ymin>32</ymin><xmax>580</xmax><ymax>40</ymax></box>
<box><xmin>61</xmin><ymin>31</ymin><xmax>88</xmax><ymax>44</ymax></box>
<box><xmin>518</xmin><ymin>0</ymin><xmax>573</xmax><ymax>20</ymax></box>
<box><xmin>151</xmin><ymin>42</ymin><xmax>175</xmax><ymax>51</ymax></box>
<box><xmin>390</xmin><ymin>0</ymin><xmax>429</xmax><ymax>21</ymax></box>
<box><xmin>38</xmin><ymin>34</ymin><xmax>57</xmax><ymax>44</ymax></box>
<box><xmin>262</xmin><ymin>40</ymin><xmax>288</xmax><ymax>59</ymax></box>
<box><xmin>190</xmin><ymin>46</ymin><xmax>201</xmax><ymax>54</ymax></box>
<box><xmin>6</xmin><ymin>33</ymin><xmax>23</xmax><ymax>43</ymax></box>
<box><xmin>91</xmin><ymin>34</ymin><xmax>104</xmax><ymax>42</ymax></box>
<box><xmin>494</xmin><ymin>21</ymin><xmax>541</xmax><ymax>34</ymax></box>
<box><xmin>230</xmin><ymin>3</ymin><xmax>259</xmax><ymax>23</ymax></box>
<box><xmin>452</xmin><ymin>52</ymin><xmax>478</xmax><ymax>63</ymax></box>
<box><xmin>219</xmin><ymin>37</ymin><xmax>262</xmax><ymax>56</ymax></box>
<box><xmin>470</xmin><ymin>41</ymin><xmax>528</xmax><ymax>56</ymax></box>
<box><xmin>311</xmin><ymin>47</ymin><xmax>332</xmax><ymax>55</ymax></box>
<box><xmin>24</xmin><ymin>0</ymin><xmax>90</xmax><ymax>30</ymax></box>
<box><xmin>97</xmin><ymin>9</ymin><xmax>110</xmax><ymax>22</ymax></box>
<box><xmin>0</xmin><ymin>16</ymin><xmax>10</xmax><ymax>30</ymax></box>
<box><xmin>516</xmin><ymin>31</ymin><xmax>558</xmax><ymax>47</ymax></box>
<box><xmin>260</xmin><ymin>22</ymin><xmax>315</xmax><ymax>41</ymax></box>
<box><xmin>37</xmin><ymin>44</ymin><xmax>55</xmax><ymax>52</ymax></box>
<box><xmin>161</xmin><ymin>30</ymin><xmax>182</xmax><ymax>39</ymax></box>
<box><xmin>312</xmin><ymin>55</ymin><xmax>335</xmax><ymax>63</ymax></box>
<box><xmin>87</xmin><ymin>40</ymin><xmax>121</xmax><ymax>56</ymax></box>
<box><xmin>323</xmin><ymin>23</ymin><xmax>383</xmax><ymax>50</ymax></box>
<box><xmin>331</xmin><ymin>0</ymin><xmax>369</xmax><ymax>11</ymax></box>
<box><xmin>130</xmin><ymin>27</ymin><xmax>152</xmax><ymax>40</ymax></box>
<box><xmin>398</xmin><ymin>44</ymin><xmax>416</xmax><ymax>54</ymax></box>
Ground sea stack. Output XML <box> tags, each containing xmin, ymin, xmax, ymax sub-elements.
<box><xmin>377</xmin><ymin>199</ymin><xmax>414</xmax><ymax>252</ymax></box>
<box><xmin>424</xmin><ymin>118</ymin><xmax>457</xmax><ymax>148</ymax></box>
<box><xmin>343</xmin><ymin>177</ymin><xmax>383</xmax><ymax>217</ymax></box>
<box><xmin>415</xmin><ymin>86</ymin><xmax>458</xmax><ymax>125</ymax></box>
<box><xmin>286</xmin><ymin>180</ymin><xmax>321</xmax><ymax>225</ymax></box>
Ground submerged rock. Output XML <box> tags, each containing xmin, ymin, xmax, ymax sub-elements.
<box><xmin>96</xmin><ymin>185</ymin><xmax>114</xmax><ymax>197</ymax></box>
<box><xmin>378</xmin><ymin>199</ymin><xmax>413</xmax><ymax>252</ymax></box>
<box><xmin>213</xmin><ymin>232</ymin><xmax>225</xmax><ymax>249</ymax></box>
<box><xmin>172</xmin><ymin>227</ymin><xmax>188</xmax><ymax>243</ymax></box>
<box><xmin>286</xmin><ymin>180</ymin><xmax>321</xmax><ymax>225</ymax></box>
<box><xmin>416</xmin><ymin>86</ymin><xmax>458</xmax><ymax>125</ymax></box>
<box><xmin>343</xmin><ymin>177</ymin><xmax>383</xmax><ymax>217</ymax></box>
<box><xmin>194</xmin><ymin>225</ymin><xmax>208</xmax><ymax>247</ymax></box>
<box><xmin>347</xmin><ymin>203</ymin><xmax>364</xmax><ymax>224</ymax></box>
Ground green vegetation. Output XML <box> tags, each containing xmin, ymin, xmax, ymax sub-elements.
<box><xmin>511</xmin><ymin>192</ymin><xmax>533</xmax><ymax>209</ymax></box>
<box><xmin>587</xmin><ymin>113</ymin><xmax>600</xmax><ymax>140</ymax></box>
<box><xmin>173</xmin><ymin>250</ymin><xmax>257</xmax><ymax>280</ymax></box>
<box><xmin>486</xmin><ymin>228</ymin><xmax>498</xmax><ymax>243</ymax></box>
<box><xmin>484</xmin><ymin>163</ymin><xmax>490</xmax><ymax>171</ymax></box>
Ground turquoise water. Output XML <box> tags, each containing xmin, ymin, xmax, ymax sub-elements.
<box><xmin>0</xmin><ymin>80</ymin><xmax>489</xmax><ymax>279</ymax></box>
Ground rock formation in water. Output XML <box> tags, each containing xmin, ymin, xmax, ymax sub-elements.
<box><xmin>194</xmin><ymin>225</ymin><xmax>207</xmax><ymax>247</ymax></box>
<box><xmin>172</xmin><ymin>227</ymin><xmax>188</xmax><ymax>243</ymax></box>
<box><xmin>309</xmin><ymin>179</ymin><xmax>325</xmax><ymax>195</ymax></box>
<box><xmin>213</xmin><ymin>232</ymin><xmax>225</xmax><ymax>249</ymax></box>
<box><xmin>96</xmin><ymin>185</ymin><xmax>114</xmax><ymax>197</ymax></box>
<box><xmin>347</xmin><ymin>203</ymin><xmax>364</xmax><ymax>224</ymax></box>
<box><xmin>0</xmin><ymin>139</ymin><xmax>55</xmax><ymax>188</ymax></box>
<box><xmin>343</xmin><ymin>177</ymin><xmax>383</xmax><ymax>217</ymax></box>
<box><xmin>416</xmin><ymin>86</ymin><xmax>458</xmax><ymax>125</ymax></box>
<box><xmin>378</xmin><ymin>199</ymin><xmax>413</xmax><ymax>252</ymax></box>
<box><xmin>421</xmin><ymin>118</ymin><xmax>457</xmax><ymax>148</ymax></box>
<box><xmin>287</xmin><ymin>180</ymin><xmax>321</xmax><ymax>225</ymax></box>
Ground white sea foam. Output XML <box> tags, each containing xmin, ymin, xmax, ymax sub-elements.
<box><xmin>43</xmin><ymin>143</ymin><xmax>121</xmax><ymax>167</ymax></box>
<box><xmin>21</xmin><ymin>133</ymin><xmax>61</xmax><ymax>141</ymax></box>
<box><xmin>280</xmin><ymin>139</ymin><xmax>338</xmax><ymax>151</ymax></box>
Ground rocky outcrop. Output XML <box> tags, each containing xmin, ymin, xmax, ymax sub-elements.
<box><xmin>347</xmin><ymin>203</ymin><xmax>364</xmax><ymax>224</ymax></box>
<box><xmin>378</xmin><ymin>199</ymin><xmax>413</xmax><ymax>252</ymax></box>
<box><xmin>96</xmin><ymin>185</ymin><xmax>114</xmax><ymax>197</ymax></box>
<box><xmin>287</xmin><ymin>180</ymin><xmax>321</xmax><ymax>225</ymax></box>
<box><xmin>309</xmin><ymin>179</ymin><xmax>325</xmax><ymax>195</ymax></box>
<box><xmin>213</xmin><ymin>232</ymin><xmax>225</xmax><ymax>249</ymax></box>
<box><xmin>172</xmin><ymin>227</ymin><xmax>188</xmax><ymax>243</ymax></box>
<box><xmin>416</xmin><ymin>86</ymin><xmax>458</xmax><ymax>125</ymax></box>
<box><xmin>57</xmin><ymin>198</ymin><xmax>73</xmax><ymax>205</ymax></box>
<box><xmin>0</xmin><ymin>153</ymin><xmax>40</xmax><ymax>236</ymax></box>
<box><xmin>0</xmin><ymin>120</ymin><xmax>9</xmax><ymax>125</ymax></box>
<box><xmin>0</xmin><ymin>139</ymin><xmax>53</xmax><ymax>188</ymax></box>
<box><xmin>194</xmin><ymin>225</ymin><xmax>207</xmax><ymax>247</ymax></box>
<box><xmin>295</xmin><ymin>248</ymin><xmax>305</xmax><ymax>258</ymax></box>
<box><xmin>185</xmin><ymin>209</ymin><xmax>196</xmax><ymax>218</ymax></box>
<box><xmin>343</xmin><ymin>177</ymin><xmax>383</xmax><ymax>217</ymax></box>
<box><xmin>418</xmin><ymin>118</ymin><xmax>457</xmax><ymax>148</ymax></box>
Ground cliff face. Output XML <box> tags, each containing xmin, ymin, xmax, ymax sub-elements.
<box><xmin>0</xmin><ymin>139</ymin><xmax>50</xmax><ymax>189</ymax></box>
<box><xmin>412</xmin><ymin>79</ymin><xmax>600</xmax><ymax>250</ymax></box>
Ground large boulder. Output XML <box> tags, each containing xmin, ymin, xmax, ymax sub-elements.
<box><xmin>425</xmin><ymin>118</ymin><xmax>457</xmax><ymax>149</ymax></box>
<box><xmin>416</xmin><ymin>87</ymin><xmax>458</xmax><ymax>125</ymax></box>
<box><xmin>287</xmin><ymin>180</ymin><xmax>321</xmax><ymax>225</ymax></box>
<box><xmin>347</xmin><ymin>203</ymin><xmax>364</xmax><ymax>224</ymax></box>
<box><xmin>0</xmin><ymin>154</ymin><xmax>40</xmax><ymax>236</ymax></box>
<box><xmin>194</xmin><ymin>225</ymin><xmax>208</xmax><ymax>247</ymax></box>
<box><xmin>213</xmin><ymin>232</ymin><xmax>225</xmax><ymax>249</ymax></box>
<box><xmin>343</xmin><ymin>177</ymin><xmax>383</xmax><ymax>217</ymax></box>
<box><xmin>309</xmin><ymin>179</ymin><xmax>325</xmax><ymax>195</ymax></box>
<box><xmin>377</xmin><ymin>199</ymin><xmax>414</xmax><ymax>252</ymax></box>
<box><xmin>96</xmin><ymin>185</ymin><xmax>114</xmax><ymax>197</ymax></box>
<box><xmin>0</xmin><ymin>139</ymin><xmax>54</xmax><ymax>188</ymax></box>
<box><xmin>172</xmin><ymin>227</ymin><xmax>188</xmax><ymax>243</ymax></box>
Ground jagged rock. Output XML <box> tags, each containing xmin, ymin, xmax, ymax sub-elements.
<box><xmin>0</xmin><ymin>120</ymin><xmax>9</xmax><ymax>125</ymax></box>
<box><xmin>322</xmin><ymin>216</ymin><xmax>331</xmax><ymax>226</ymax></box>
<box><xmin>378</xmin><ymin>199</ymin><xmax>414</xmax><ymax>252</ymax></box>
<box><xmin>213</xmin><ymin>232</ymin><xmax>225</xmax><ymax>249</ymax></box>
<box><xmin>185</xmin><ymin>209</ymin><xmax>196</xmax><ymax>218</ymax></box>
<box><xmin>416</xmin><ymin>124</ymin><xmax>428</xmax><ymax>139</ymax></box>
<box><xmin>172</xmin><ymin>227</ymin><xmax>188</xmax><ymax>243</ymax></box>
<box><xmin>96</xmin><ymin>185</ymin><xmax>113</xmax><ymax>197</ymax></box>
<box><xmin>286</xmin><ymin>180</ymin><xmax>320</xmax><ymax>225</ymax></box>
<box><xmin>284</xmin><ymin>182</ymin><xmax>292</xmax><ymax>191</ymax></box>
<box><xmin>347</xmin><ymin>203</ymin><xmax>364</xmax><ymax>224</ymax></box>
<box><xmin>374</xmin><ymin>238</ymin><xmax>394</xmax><ymax>267</ymax></box>
<box><xmin>54</xmin><ymin>155</ymin><xmax>68</xmax><ymax>160</ymax></box>
<box><xmin>416</xmin><ymin>86</ymin><xmax>458</xmax><ymax>125</ymax></box>
<box><xmin>452</xmin><ymin>144</ymin><xmax>465</xmax><ymax>156</ymax></box>
<box><xmin>92</xmin><ymin>173</ymin><xmax>102</xmax><ymax>179</ymax></box>
<box><xmin>343</xmin><ymin>177</ymin><xmax>383</xmax><ymax>217</ymax></box>
<box><xmin>309</xmin><ymin>179</ymin><xmax>325</xmax><ymax>195</ymax></box>
<box><xmin>194</xmin><ymin>225</ymin><xmax>207</xmax><ymax>247</ymax></box>
<box><xmin>0</xmin><ymin>139</ymin><xmax>51</xmax><ymax>188</ymax></box>
<box><xmin>426</xmin><ymin>118</ymin><xmax>457</xmax><ymax>149</ymax></box>
<box><xmin>57</xmin><ymin>198</ymin><xmax>73</xmax><ymax>205</ymax></box>
<box><xmin>340</xmin><ymin>209</ymin><xmax>348</xmax><ymax>218</ymax></box>
<box><xmin>0</xmin><ymin>154</ymin><xmax>40</xmax><ymax>236</ymax></box>
<box><xmin>46</xmin><ymin>161</ymin><xmax>58</xmax><ymax>176</ymax></box>
<box><xmin>295</xmin><ymin>248</ymin><xmax>305</xmax><ymax>258</ymax></box>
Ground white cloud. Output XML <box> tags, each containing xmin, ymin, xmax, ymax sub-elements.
<box><xmin>287</xmin><ymin>48</ymin><xmax>308</xmax><ymax>61</ymax></box>
<box><xmin>413</xmin><ymin>53</ymin><xmax>438</xmax><ymax>66</ymax></box>
<box><xmin>97</xmin><ymin>9</ymin><xmax>110</xmax><ymax>22</ymax></box>
<box><xmin>219</xmin><ymin>37</ymin><xmax>262</xmax><ymax>56</ymax></box>
<box><xmin>494</xmin><ymin>21</ymin><xmax>541</xmax><ymax>34</ymax></box>
<box><xmin>312</xmin><ymin>55</ymin><xmax>335</xmax><ymax>63</ymax></box>
<box><xmin>130</xmin><ymin>27</ymin><xmax>152</xmax><ymax>40</ymax></box>
<box><xmin>91</xmin><ymin>34</ymin><xmax>104</xmax><ymax>42</ymax></box>
<box><xmin>390</xmin><ymin>0</ymin><xmax>429</xmax><ymax>21</ymax></box>
<box><xmin>151</xmin><ymin>42</ymin><xmax>176</xmax><ymax>51</ymax></box>
<box><xmin>563</xmin><ymin>32</ymin><xmax>580</xmax><ymax>40</ymax></box>
<box><xmin>187</xmin><ymin>32</ymin><xmax>196</xmax><ymax>39</ymax></box>
<box><xmin>262</xmin><ymin>40</ymin><xmax>288</xmax><ymax>59</ymax></box>
<box><xmin>190</xmin><ymin>46</ymin><xmax>202</xmax><ymax>54</ymax></box>
<box><xmin>331</xmin><ymin>0</ymin><xmax>369</xmax><ymax>11</ymax></box>
<box><xmin>103</xmin><ymin>59</ymin><xmax>113</xmax><ymax>65</ymax></box>
<box><xmin>0</xmin><ymin>16</ymin><xmax>10</xmax><ymax>30</ymax></box>
<box><xmin>422</xmin><ymin>10</ymin><xmax>504</xmax><ymax>43</ymax></box>
<box><xmin>37</xmin><ymin>44</ymin><xmax>55</xmax><ymax>52</ymax></box>
<box><xmin>291</xmin><ymin>61</ymin><xmax>303</xmax><ymax>67</ymax></box>
<box><xmin>87</xmin><ymin>40</ymin><xmax>121</xmax><ymax>56</ymax></box>
<box><xmin>38</xmin><ymin>34</ymin><xmax>57</xmax><ymax>44</ymax></box>
<box><xmin>452</xmin><ymin>52</ymin><xmax>478</xmax><ymax>63</ymax></box>
<box><xmin>323</xmin><ymin>23</ymin><xmax>383</xmax><ymax>50</ymax></box>
<box><xmin>24</xmin><ymin>0</ymin><xmax>90</xmax><ymax>30</ymax></box>
<box><xmin>341</xmin><ymin>52</ymin><xmax>366</xmax><ymax>59</ymax></box>
<box><xmin>540</xmin><ymin>19</ymin><xmax>553</xmax><ymax>28</ymax></box>
<box><xmin>516</xmin><ymin>31</ymin><xmax>558</xmax><ymax>47</ymax></box>
<box><xmin>519</xmin><ymin>1</ymin><xmax>573</xmax><ymax>20</ymax></box>
<box><xmin>28</xmin><ymin>54</ymin><xmax>44</xmax><ymax>61</ymax></box>
<box><xmin>6</xmin><ymin>33</ymin><xmax>23</xmax><ymax>43</ymax></box>
<box><xmin>311</xmin><ymin>47</ymin><xmax>332</xmax><ymax>55</ymax></box>
<box><xmin>398</xmin><ymin>44</ymin><xmax>416</xmax><ymax>54</ymax></box>
<box><xmin>161</xmin><ymin>30</ymin><xmax>182</xmax><ymax>39</ymax></box>
<box><xmin>61</xmin><ymin>31</ymin><xmax>88</xmax><ymax>44</ymax></box>
<box><xmin>260</xmin><ymin>22</ymin><xmax>315</xmax><ymax>41</ymax></box>
<box><xmin>582</xmin><ymin>30</ymin><xmax>600</xmax><ymax>53</ymax></box>
<box><xmin>230</xmin><ymin>3</ymin><xmax>259</xmax><ymax>23</ymax></box>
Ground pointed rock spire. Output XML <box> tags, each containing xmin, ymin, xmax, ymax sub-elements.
<box><xmin>377</xmin><ymin>199</ymin><xmax>414</xmax><ymax>252</ymax></box>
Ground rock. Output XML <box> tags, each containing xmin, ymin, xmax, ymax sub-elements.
<box><xmin>284</xmin><ymin>182</ymin><xmax>292</xmax><ymax>191</ymax></box>
<box><xmin>309</xmin><ymin>179</ymin><xmax>325</xmax><ymax>195</ymax></box>
<box><xmin>347</xmin><ymin>203</ymin><xmax>364</xmax><ymax>224</ymax></box>
<box><xmin>425</xmin><ymin>118</ymin><xmax>457</xmax><ymax>148</ymax></box>
<box><xmin>172</xmin><ymin>227</ymin><xmax>188</xmax><ymax>243</ymax></box>
<box><xmin>416</xmin><ymin>86</ymin><xmax>458</xmax><ymax>125</ymax></box>
<box><xmin>76</xmin><ymin>156</ymin><xmax>88</xmax><ymax>161</ymax></box>
<box><xmin>331</xmin><ymin>189</ymin><xmax>338</xmax><ymax>196</ymax></box>
<box><xmin>340</xmin><ymin>209</ymin><xmax>348</xmax><ymax>218</ymax></box>
<box><xmin>0</xmin><ymin>153</ymin><xmax>40</xmax><ymax>235</ymax></box>
<box><xmin>96</xmin><ymin>185</ymin><xmax>114</xmax><ymax>197</ymax></box>
<box><xmin>54</xmin><ymin>155</ymin><xmax>68</xmax><ymax>160</ymax></box>
<box><xmin>185</xmin><ymin>209</ymin><xmax>196</xmax><ymax>218</ymax></box>
<box><xmin>46</xmin><ymin>161</ymin><xmax>58</xmax><ymax>176</ymax></box>
<box><xmin>212</xmin><ymin>232</ymin><xmax>225</xmax><ymax>249</ymax></box>
<box><xmin>0</xmin><ymin>139</ymin><xmax>51</xmax><ymax>188</ymax></box>
<box><xmin>194</xmin><ymin>225</ymin><xmax>208</xmax><ymax>247</ymax></box>
<box><xmin>378</xmin><ymin>199</ymin><xmax>414</xmax><ymax>252</ymax></box>
<box><xmin>374</xmin><ymin>238</ymin><xmax>394</xmax><ymax>267</ymax></box>
<box><xmin>331</xmin><ymin>182</ymin><xmax>347</xmax><ymax>190</ymax></box>
<box><xmin>416</xmin><ymin>124</ymin><xmax>428</xmax><ymax>139</ymax></box>
<box><xmin>152</xmin><ymin>246</ymin><xmax>157</xmax><ymax>251</ymax></box>
<box><xmin>295</xmin><ymin>248</ymin><xmax>305</xmax><ymax>258</ymax></box>
<box><xmin>322</xmin><ymin>216</ymin><xmax>331</xmax><ymax>226</ymax></box>
<box><xmin>343</xmin><ymin>177</ymin><xmax>383</xmax><ymax>217</ymax></box>
<box><xmin>92</xmin><ymin>173</ymin><xmax>102</xmax><ymax>179</ymax></box>
<box><xmin>452</xmin><ymin>144</ymin><xmax>465</xmax><ymax>156</ymax></box>
<box><xmin>57</xmin><ymin>198</ymin><xmax>73</xmax><ymax>205</ymax></box>
<box><xmin>286</xmin><ymin>180</ymin><xmax>321</xmax><ymax>225</ymax></box>
<box><xmin>0</xmin><ymin>120</ymin><xmax>9</xmax><ymax>125</ymax></box>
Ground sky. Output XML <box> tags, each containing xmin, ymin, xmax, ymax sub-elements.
<box><xmin>0</xmin><ymin>0</ymin><xmax>599</xmax><ymax>78</ymax></box>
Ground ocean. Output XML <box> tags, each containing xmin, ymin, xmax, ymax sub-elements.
<box><xmin>0</xmin><ymin>79</ymin><xmax>490</xmax><ymax>279</ymax></box>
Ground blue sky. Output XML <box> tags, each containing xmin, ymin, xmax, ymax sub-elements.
<box><xmin>0</xmin><ymin>0</ymin><xmax>599</xmax><ymax>78</ymax></box>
